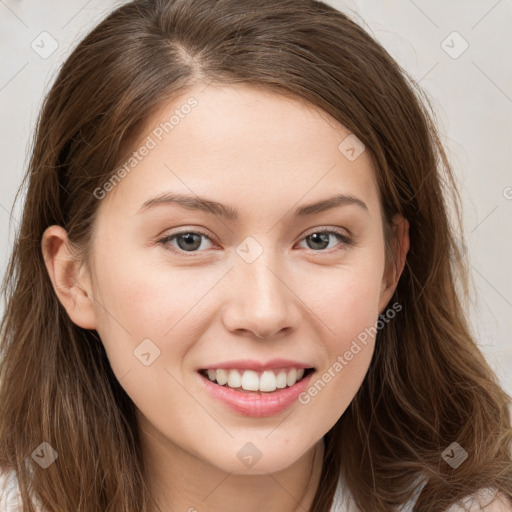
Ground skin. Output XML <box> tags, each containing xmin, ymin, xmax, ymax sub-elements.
<box><xmin>42</xmin><ymin>83</ymin><xmax>409</xmax><ymax>512</ymax></box>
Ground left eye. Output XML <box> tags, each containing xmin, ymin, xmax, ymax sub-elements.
<box><xmin>297</xmin><ymin>229</ymin><xmax>351</xmax><ymax>251</ymax></box>
<box><xmin>158</xmin><ymin>229</ymin><xmax>351</xmax><ymax>254</ymax></box>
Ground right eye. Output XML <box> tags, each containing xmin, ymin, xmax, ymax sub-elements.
<box><xmin>157</xmin><ymin>230</ymin><xmax>215</xmax><ymax>254</ymax></box>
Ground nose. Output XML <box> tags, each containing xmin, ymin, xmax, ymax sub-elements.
<box><xmin>221</xmin><ymin>256</ymin><xmax>300</xmax><ymax>339</ymax></box>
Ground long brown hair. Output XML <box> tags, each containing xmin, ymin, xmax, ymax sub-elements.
<box><xmin>1</xmin><ymin>1</ymin><xmax>511</xmax><ymax>511</ymax></box>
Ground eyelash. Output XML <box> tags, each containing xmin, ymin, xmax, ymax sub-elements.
<box><xmin>157</xmin><ymin>228</ymin><xmax>353</xmax><ymax>256</ymax></box>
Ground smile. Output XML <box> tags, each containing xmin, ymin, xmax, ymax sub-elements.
<box><xmin>197</xmin><ymin>368</ymin><xmax>317</xmax><ymax>417</ymax></box>
<box><xmin>199</xmin><ymin>367</ymin><xmax>315</xmax><ymax>393</ymax></box>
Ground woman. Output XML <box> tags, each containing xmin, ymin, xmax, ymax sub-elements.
<box><xmin>1</xmin><ymin>0</ymin><xmax>511</xmax><ymax>510</ymax></box>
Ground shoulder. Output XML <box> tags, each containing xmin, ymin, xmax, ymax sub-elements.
<box><xmin>0</xmin><ymin>465</ymin><xmax>23</xmax><ymax>511</ymax></box>
<box><xmin>446</xmin><ymin>488</ymin><xmax>512</xmax><ymax>512</ymax></box>
<box><xmin>331</xmin><ymin>475</ymin><xmax>512</xmax><ymax>512</ymax></box>
<box><xmin>0</xmin><ymin>465</ymin><xmax>46</xmax><ymax>511</ymax></box>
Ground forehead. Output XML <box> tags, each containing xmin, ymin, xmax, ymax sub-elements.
<box><xmin>98</xmin><ymin>83</ymin><xmax>380</xmax><ymax>220</ymax></box>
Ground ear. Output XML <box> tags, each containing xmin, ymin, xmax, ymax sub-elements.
<box><xmin>378</xmin><ymin>214</ymin><xmax>410</xmax><ymax>313</ymax></box>
<box><xmin>41</xmin><ymin>225</ymin><xmax>98</xmax><ymax>330</ymax></box>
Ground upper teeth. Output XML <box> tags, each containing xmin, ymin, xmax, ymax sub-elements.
<box><xmin>205</xmin><ymin>368</ymin><xmax>306</xmax><ymax>392</ymax></box>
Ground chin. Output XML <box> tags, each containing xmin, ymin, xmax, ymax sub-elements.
<box><xmin>205</xmin><ymin>443</ymin><xmax>310</xmax><ymax>475</ymax></box>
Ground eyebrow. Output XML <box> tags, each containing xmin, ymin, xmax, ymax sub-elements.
<box><xmin>137</xmin><ymin>192</ymin><xmax>369</xmax><ymax>219</ymax></box>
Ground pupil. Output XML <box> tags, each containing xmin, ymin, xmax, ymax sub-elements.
<box><xmin>178</xmin><ymin>233</ymin><xmax>201</xmax><ymax>251</ymax></box>
<box><xmin>308</xmin><ymin>232</ymin><xmax>329</xmax><ymax>250</ymax></box>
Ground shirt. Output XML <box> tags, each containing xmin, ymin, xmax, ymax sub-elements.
<box><xmin>0</xmin><ymin>465</ymin><xmax>509</xmax><ymax>511</ymax></box>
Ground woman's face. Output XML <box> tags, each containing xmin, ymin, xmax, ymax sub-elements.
<box><xmin>49</xmin><ymin>84</ymin><xmax>407</xmax><ymax>476</ymax></box>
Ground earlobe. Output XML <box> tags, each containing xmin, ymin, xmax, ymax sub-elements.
<box><xmin>41</xmin><ymin>225</ymin><xmax>98</xmax><ymax>330</ymax></box>
<box><xmin>378</xmin><ymin>214</ymin><xmax>410</xmax><ymax>312</ymax></box>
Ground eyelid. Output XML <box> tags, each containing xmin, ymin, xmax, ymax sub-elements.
<box><xmin>157</xmin><ymin>228</ymin><xmax>215</xmax><ymax>252</ymax></box>
<box><xmin>301</xmin><ymin>226</ymin><xmax>351</xmax><ymax>241</ymax></box>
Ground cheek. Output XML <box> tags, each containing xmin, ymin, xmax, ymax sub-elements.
<box><xmin>300</xmin><ymin>250</ymin><xmax>385</xmax><ymax>342</ymax></box>
<box><xmin>88</xmin><ymin>252</ymin><xmax>204</xmax><ymax>426</ymax></box>
<box><xmin>295</xmin><ymin>253</ymin><xmax>385</xmax><ymax>420</ymax></box>
<box><xmin>89</xmin><ymin>242</ymin><xmax>200</xmax><ymax>374</ymax></box>
<box><xmin>298</xmin><ymin>274</ymin><xmax>380</xmax><ymax>428</ymax></box>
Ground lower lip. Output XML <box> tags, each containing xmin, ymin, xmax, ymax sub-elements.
<box><xmin>198</xmin><ymin>371</ymin><xmax>315</xmax><ymax>417</ymax></box>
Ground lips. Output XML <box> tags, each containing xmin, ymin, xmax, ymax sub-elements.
<box><xmin>198</xmin><ymin>368</ymin><xmax>316</xmax><ymax>417</ymax></box>
<box><xmin>198</xmin><ymin>358</ymin><xmax>314</xmax><ymax>372</ymax></box>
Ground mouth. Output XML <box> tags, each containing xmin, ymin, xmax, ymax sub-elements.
<box><xmin>197</xmin><ymin>367</ymin><xmax>316</xmax><ymax>394</ymax></box>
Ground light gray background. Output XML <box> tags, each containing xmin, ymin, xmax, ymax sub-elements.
<box><xmin>1</xmin><ymin>1</ymin><xmax>511</xmax><ymax>394</ymax></box>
